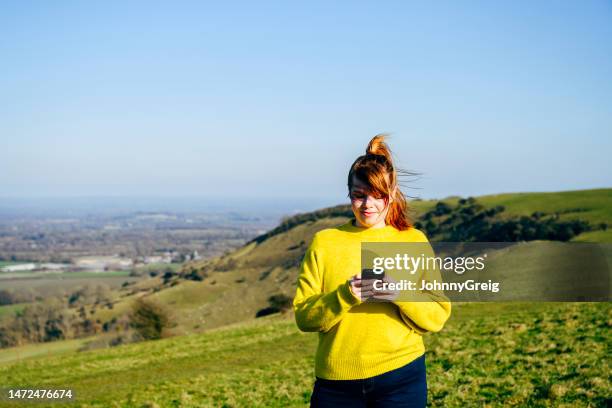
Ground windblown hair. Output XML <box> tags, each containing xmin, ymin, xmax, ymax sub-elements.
<box><xmin>347</xmin><ymin>134</ymin><xmax>413</xmax><ymax>231</ymax></box>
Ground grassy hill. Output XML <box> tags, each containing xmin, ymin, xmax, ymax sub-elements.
<box><xmin>471</xmin><ymin>189</ymin><xmax>612</xmax><ymax>242</ymax></box>
<box><xmin>92</xmin><ymin>188</ymin><xmax>611</xmax><ymax>334</ymax></box>
<box><xmin>0</xmin><ymin>188</ymin><xmax>610</xmax><ymax>407</ymax></box>
<box><xmin>1</xmin><ymin>302</ymin><xmax>609</xmax><ymax>407</ymax></box>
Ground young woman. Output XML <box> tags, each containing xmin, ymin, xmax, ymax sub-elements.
<box><xmin>293</xmin><ymin>135</ymin><xmax>451</xmax><ymax>407</ymax></box>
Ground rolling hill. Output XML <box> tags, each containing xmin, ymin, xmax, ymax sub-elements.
<box><xmin>87</xmin><ymin>188</ymin><xmax>612</xmax><ymax>335</ymax></box>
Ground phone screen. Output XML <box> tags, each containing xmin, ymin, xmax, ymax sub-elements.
<box><xmin>361</xmin><ymin>268</ymin><xmax>385</xmax><ymax>281</ymax></box>
<box><xmin>360</xmin><ymin>268</ymin><xmax>385</xmax><ymax>301</ymax></box>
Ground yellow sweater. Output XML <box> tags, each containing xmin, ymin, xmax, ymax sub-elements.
<box><xmin>293</xmin><ymin>219</ymin><xmax>451</xmax><ymax>380</ymax></box>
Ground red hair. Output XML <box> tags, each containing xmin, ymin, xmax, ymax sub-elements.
<box><xmin>347</xmin><ymin>134</ymin><xmax>412</xmax><ymax>231</ymax></box>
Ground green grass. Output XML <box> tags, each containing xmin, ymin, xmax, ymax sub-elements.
<box><xmin>0</xmin><ymin>303</ymin><xmax>609</xmax><ymax>407</ymax></box>
<box><xmin>571</xmin><ymin>229</ymin><xmax>612</xmax><ymax>243</ymax></box>
<box><xmin>0</xmin><ymin>337</ymin><xmax>87</xmax><ymax>365</ymax></box>
<box><xmin>425</xmin><ymin>302</ymin><xmax>611</xmax><ymax>407</ymax></box>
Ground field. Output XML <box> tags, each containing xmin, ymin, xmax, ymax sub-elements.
<box><xmin>0</xmin><ymin>262</ymin><xmax>30</xmax><ymax>268</ymax></box>
<box><xmin>0</xmin><ymin>302</ymin><xmax>609</xmax><ymax>407</ymax></box>
<box><xmin>0</xmin><ymin>275</ymin><xmax>138</xmax><ymax>297</ymax></box>
<box><xmin>0</xmin><ymin>270</ymin><xmax>132</xmax><ymax>280</ymax></box>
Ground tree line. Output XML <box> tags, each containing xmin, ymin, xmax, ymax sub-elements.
<box><xmin>413</xmin><ymin>198</ymin><xmax>602</xmax><ymax>242</ymax></box>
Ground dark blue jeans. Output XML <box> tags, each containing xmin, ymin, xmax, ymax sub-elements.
<box><xmin>310</xmin><ymin>354</ymin><xmax>427</xmax><ymax>408</ymax></box>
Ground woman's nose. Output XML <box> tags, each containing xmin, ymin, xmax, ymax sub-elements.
<box><xmin>361</xmin><ymin>195</ymin><xmax>374</xmax><ymax>206</ymax></box>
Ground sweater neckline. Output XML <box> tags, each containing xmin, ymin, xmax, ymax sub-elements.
<box><xmin>339</xmin><ymin>218</ymin><xmax>398</xmax><ymax>238</ymax></box>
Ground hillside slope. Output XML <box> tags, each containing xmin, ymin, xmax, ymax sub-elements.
<box><xmin>89</xmin><ymin>188</ymin><xmax>611</xmax><ymax>335</ymax></box>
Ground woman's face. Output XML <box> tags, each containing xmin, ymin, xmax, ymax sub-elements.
<box><xmin>349</xmin><ymin>175</ymin><xmax>393</xmax><ymax>229</ymax></box>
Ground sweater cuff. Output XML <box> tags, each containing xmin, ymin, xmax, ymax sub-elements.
<box><xmin>338</xmin><ymin>280</ymin><xmax>362</xmax><ymax>306</ymax></box>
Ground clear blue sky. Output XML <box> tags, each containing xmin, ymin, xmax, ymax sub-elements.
<box><xmin>1</xmin><ymin>1</ymin><xmax>611</xmax><ymax>208</ymax></box>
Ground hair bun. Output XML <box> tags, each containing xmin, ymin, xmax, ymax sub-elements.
<box><xmin>366</xmin><ymin>134</ymin><xmax>394</xmax><ymax>167</ymax></box>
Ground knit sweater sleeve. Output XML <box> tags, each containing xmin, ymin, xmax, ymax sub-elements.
<box><xmin>293</xmin><ymin>234</ymin><xmax>361</xmax><ymax>333</ymax></box>
<box><xmin>393</xmin><ymin>231</ymin><xmax>452</xmax><ymax>334</ymax></box>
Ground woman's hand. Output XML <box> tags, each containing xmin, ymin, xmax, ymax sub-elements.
<box><xmin>370</xmin><ymin>274</ymin><xmax>400</xmax><ymax>302</ymax></box>
<box><xmin>348</xmin><ymin>274</ymin><xmax>373</xmax><ymax>300</ymax></box>
<box><xmin>348</xmin><ymin>274</ymin><xmax>400</xmax><ymax>302</ymax></box>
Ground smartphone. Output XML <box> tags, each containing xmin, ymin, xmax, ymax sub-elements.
<box><xmin>361</xmin><ymin>268</ymin><xmax>385</xmax><ymax>281</ymax></box>
<box><xmin>361</xmin><ymin>268</ymin><xmax>385</xmax><ymax>301</ymax></box>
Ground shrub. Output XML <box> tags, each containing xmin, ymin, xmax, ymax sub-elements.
<box><xmin>162</xmin><ymin>271</ymin><xmax>176</xmax><ymax>284</ymax></box>
<box><xmin>0</xmin><ymin>290</ymin><xmax>17</xmax><ymax>306</ymax></box>
<box><xmin>255</xmin><ymin>294</ymin><xmax>293</xmax><ymax>318</ymax></box>
<box><xmin>255</xmin><ymin>307</ymin><xmax>277</xmax><ymax>318</ymax></box>
<box><xmin>268</xmin><ymin>294</ymin><xmax>292</xmax><ymax>312</ymax></box>
<box><xmin>128</xmin><ymin>297</ymin><xmax>174</xmax><ymax>340</ymax></box>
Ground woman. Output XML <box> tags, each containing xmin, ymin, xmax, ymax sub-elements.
<box><xmin>293</xmin><ymin>135</ymin><xmax>451</xmax><ymax>407</ymax></box>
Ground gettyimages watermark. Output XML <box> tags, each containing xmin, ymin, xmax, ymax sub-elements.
<box><xmin>360</xmin><ymin>242</ymin><xmax>611</xmax><ymax>302</ymax></box>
